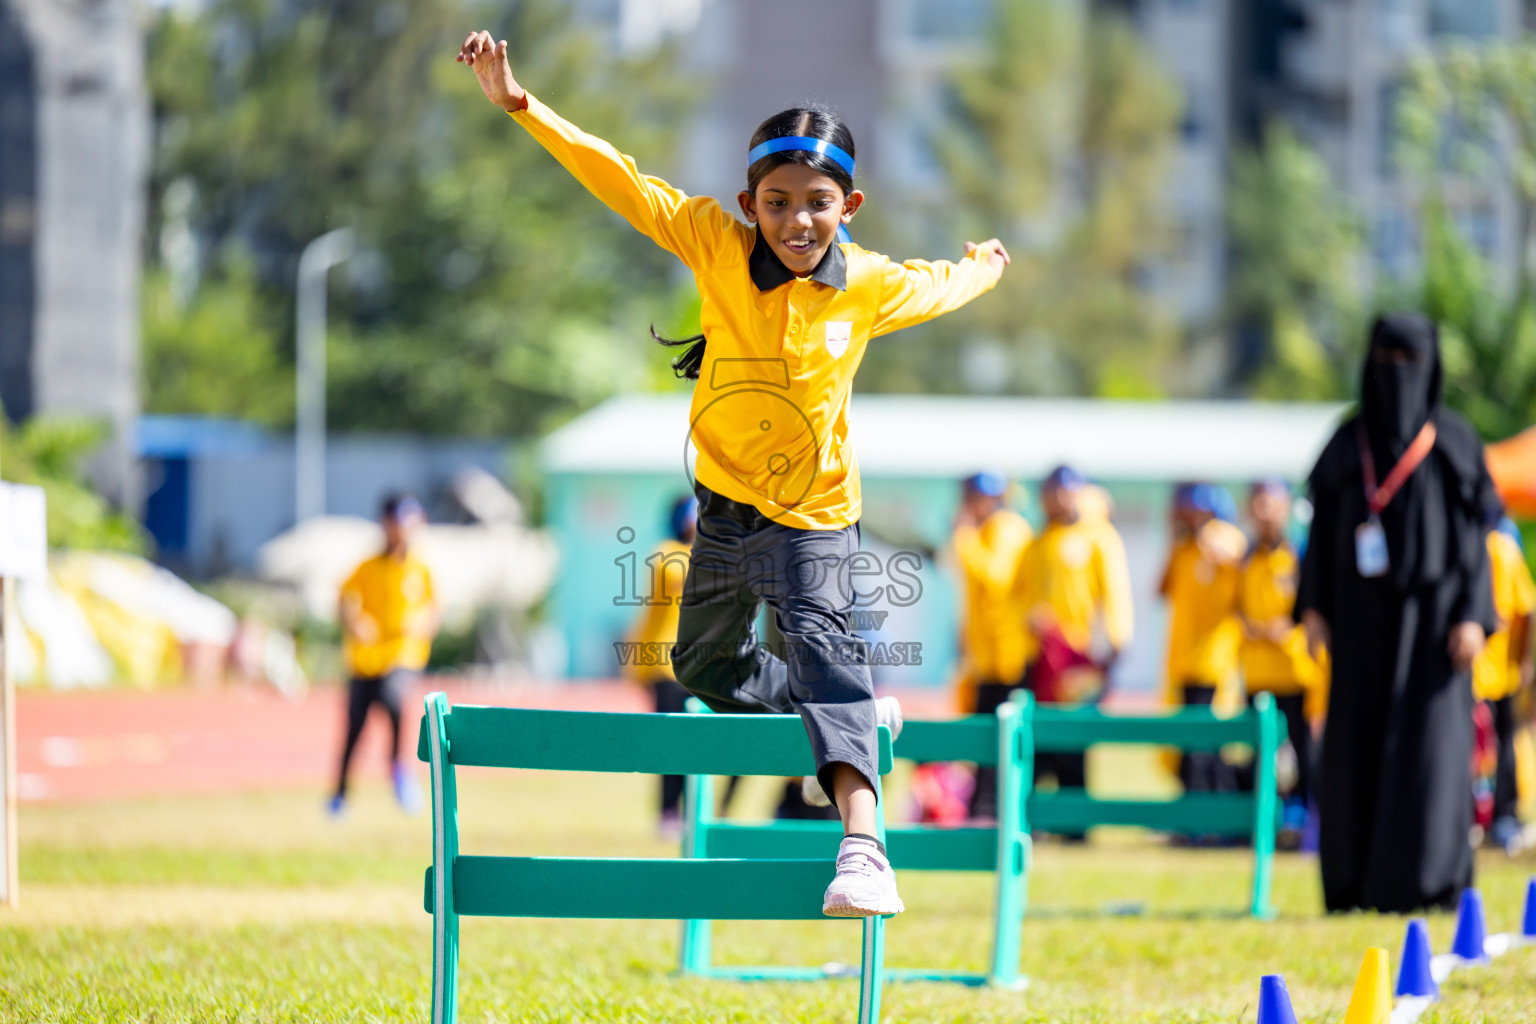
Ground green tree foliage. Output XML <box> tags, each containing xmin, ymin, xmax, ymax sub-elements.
<box><xmin>1235</xmin><ymin>39</ymin><xmax>1536</xmax><ymax>440</ymax></box>
<box><xmin>0</xmin><ymin>416</ymin><xmax>147</xmax><ymax>553</ymax></box>
<box><xmin>141</xmin><ymin>263</ymin><xmax>292</xmax><ymax>424</ymax></box>
<box><xmin>1226</xmin><ymin>126</ymin><xmax>1366</xmax><ymax>401</ymax></box>
<box><xmin>1395</xmin><ymin>40</ymin><xmax>1536</xmax><ymax>440</ymax></box>
<box><xmin>865</xmin><ymin>0</ymin><xmax>1181</xmax><ymax>397</ymax></box>
<box><xmin>143</xmin><ymin>0</ymin><xmax>695</xmax><ymax>437</ymax></box>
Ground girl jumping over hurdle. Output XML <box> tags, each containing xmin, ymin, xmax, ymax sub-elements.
<box><xmin>458</xmin><ymin>30</ymin><xmax>1009</xmax><ymax>916</ymax></box>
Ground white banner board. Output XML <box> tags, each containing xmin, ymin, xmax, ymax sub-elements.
<box><xmin>0</xmin><ymin>483</ymin><xmax>47</xmax><ymax>580</ymax></box>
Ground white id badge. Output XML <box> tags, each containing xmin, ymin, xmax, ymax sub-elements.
<box><xmin>1356</xmin><ymin>518</ymin><xmax>1389</xmax><ymax>578</ymax></box>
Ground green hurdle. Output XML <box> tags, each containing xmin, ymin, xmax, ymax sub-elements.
<box><xmin>680</xmin><ymin>695</ymin><xmax>1034</xmax><ymax>988</ymax></box>
<box><xmin>417</xmin><ymin>692</ymin><xmax>896</xmax><ymax>1024</ymax></box>
<box><xmin>1027</xmin><ymin>690</ymin><xmax>1282</xmax><ymax>918</ymax></box>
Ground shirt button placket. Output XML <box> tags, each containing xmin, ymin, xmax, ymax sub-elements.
<box><xmin>787</xmin><ymin>284</ymin><xmax>804</xmax><ymax>355</ymax></box>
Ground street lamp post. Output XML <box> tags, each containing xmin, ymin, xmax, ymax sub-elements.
<box><xmin>294</xmin><ymin>228</ymin><xmax>354</xmax><ymax>525</ymax></box>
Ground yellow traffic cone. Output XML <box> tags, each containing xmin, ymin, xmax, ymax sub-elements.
<box><xmin>1341</xmin><ymin>947</ymin><xmax>1392</xmax><ymax>1024</ymax></box>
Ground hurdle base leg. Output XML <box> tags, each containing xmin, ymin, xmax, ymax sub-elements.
<box><xmin>857</xmin><ymin>915</ymin><xmax>885</xmax><ymax>1024</ymax></box>
<box><xmin>679</xmin><ymin>918</ymin><xmax>713</xmax><ymax>976</ymax></box>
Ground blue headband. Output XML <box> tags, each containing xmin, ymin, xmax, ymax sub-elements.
<box><xmin>746</xmin><ymin>136</ymin><xmax>856</xmax><ymax>177</ymax></box>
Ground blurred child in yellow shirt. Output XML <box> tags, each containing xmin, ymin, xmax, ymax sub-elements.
<box><xmin>331</xmin><ymin>495</ymin><xmax>439</xmax><ymax>817</ymax></box>
<box><xmin>1473</xmin><ymin>514</ymin><xmax>1535</xmax><ymax>853</ymax></box>
<box><xmin>949</xmin><ymin>471</ymin><xmax>1032</xmax><ymax>818</ymax></box>
<box><xmin>951</xmin><ymin>472</ymin><xmax>1034</xmax><ymax>712</ymax></box>
<box><xmin>1160</xmin><ymin>483</ymin><xmax>1245</xmax><ymax>794</ymax></box>
<box><xmin>1014</xmin><ymin>467</ymin><xmax>1134</xmax><ymax>818</ymax></box>
<box><xmin>1237</xmin><ymin>479</ymin><xmax>1320</xmax><ymax>840</ymax></box>
<box><xmin>623</xmin><ymin>496</ymin><xmax>697</xmax><ymax>838</ymax></box>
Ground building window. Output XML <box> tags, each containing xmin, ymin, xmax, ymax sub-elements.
<box><xmin>910</xmin><ymin>0</ymin><xmax>992</xmax><ymax>40</ymax></box>
<box><xmin>1179</xmin><ymin>88</ymin><xmax>1205</xmax><ymax>144</ymax></box>
<box><xmin>1429</xmin><ymin>0</ymin><xmax>1500</xmax><ymax>39</ymax></box>
<box><xmin>1455</xmin><ymin>205</ymin><xmax>1499</xmax><ymax>260</ymax></box>
<box><xmin>1372</xmin><ymin>206</ymin><xmax>1417</xmax><ymax>278</ymax></box>
<box><xmin>1374</xmin><ymin>0</ymin><xmax>1417</xmax><ymax>52</ymax></box>
<box><xmin>1377</xmin><ymin>80</ymin><xmax>1400</xmax><ymax>179</ymax></box>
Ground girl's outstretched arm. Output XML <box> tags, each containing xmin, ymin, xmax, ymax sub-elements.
<box><xmin>455</xmin><ymin>30</ymin><xmax>735</xmax><ymax>269</ymax></box>
<box><xmin>458</xmin><ymin>31</ymin><xmax>526</xmax><ymax>111</ymax></box>
<box><xmin>869</xmin><ymin>239</ymin><xmax>1011</xmax><ymax>338</ymax></box>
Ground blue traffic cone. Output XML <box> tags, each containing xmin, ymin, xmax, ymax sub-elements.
<box><xmin>1395</xmin><ymin>918</ymin><xmax>1438</xmax><ymax>999</ymax></box>
<box><xmin>1523</xmin><ymin>877</ymin><xmax>1536</xmax><ymax>939</ymax></box>
<box><xmin>1451</xmin><ymin>888</ymin><xmax>1488</xmax><ymax>963</ymax></box>
<box><xmin>1257</xmin><ymin>974</ymin><xmax>1299</xmax><ymax>1024</ymax></box>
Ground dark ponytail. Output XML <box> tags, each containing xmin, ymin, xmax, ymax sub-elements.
<box><xmin>649</xmin><ymin>106</ymin><xmax>857</xmax><ymax>380</ymax></box>
<box><xmin>651</xmin><ymin>325</ymin><xmax>706</xmax><ymax>380</ymax></box>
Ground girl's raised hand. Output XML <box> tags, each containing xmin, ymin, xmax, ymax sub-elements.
<box><xmin>456</xmin><ymin>30</ymin><xmax>526</xmax><ymax>112</ymax></box>
<box><xmin>964</xmin><ymin>239</ymin><xmax>1011</xmax><ymax>277</ymax></box>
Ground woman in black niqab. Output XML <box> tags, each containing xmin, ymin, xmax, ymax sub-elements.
<box><xmin>1295</xmin><ymin>313</ymin><xmax>1498</xmax><ymax>914</ymax></box>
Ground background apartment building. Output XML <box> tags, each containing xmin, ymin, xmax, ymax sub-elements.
<box><xmin>0</xmin><ymin>0</ymin><xmax>146</xmax><ymax>506</ymax></box>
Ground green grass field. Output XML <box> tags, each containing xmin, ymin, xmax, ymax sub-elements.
<box><xmin>4</xmin><ymin>753</ymin><xmax>1534</xmax><ymax>1022</ymax></box>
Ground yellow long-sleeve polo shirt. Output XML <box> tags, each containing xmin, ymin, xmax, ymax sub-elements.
<box><xmin>952</xmin><ymin>508</ymin><xmax>1035</xmax><ymax>692</ymax></box>
<box><xmin>1161</xmin><ymin>520</ymin><xmax>1246</xmax><ymax>705</ymax></box>
<box><xmin>624</xmin><ymin>538</ymin><xmax>692</xmax><ymax>685</ymax></box>
<box><xmin>1014</xmin><ymin>516</ymin><xmax>1134</xmax><ymax>657</ymax></box>
<box><xmin>511</xmin><ymin>96</ymin><xmax>1003</xmax><ymax>530</ymax></box>
<box><xmin>1237</xmin><ymin>541</ymin><xmax>1318</xmax><ymax>697</ymax></box>
<box><xmin>1474</xmin><ymin>530</ymin><xmax>1536</xmax><ymax>702</ymax></box>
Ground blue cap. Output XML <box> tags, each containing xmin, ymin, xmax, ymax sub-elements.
<box><xmin>1212</xmin><ymin>486</ymin><xmax>1239</xmax><ymax>524</ymax></box>
<box><xmin>1044</xmin><ymin>465</ymin><xmax>1087</xmax><ymax>492</ymax></box>
<box><xmin>963</xmin><ymin>471</ymin><xmax>1008</xmax><ymax>498</ymax></box>
<box><xmin>382</xmin><ymin>494</ymin><xmax>425</xmax><ymax>522</ymax></box>
<box><xmin>1177</xmin><ymin>482</ymin><xmax>1236</xmax><ymax>521</ymax></box>
<box><xmin>670</xmin><ymin>496</ymin><xmax>698</xmax><ymax>541</ymax></box>
<box><xmin>1251</xmin><ymin>477</ymin><xmax>1291</xmax><ymax>498</ymax></box>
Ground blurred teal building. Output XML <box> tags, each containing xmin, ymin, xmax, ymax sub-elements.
<box><xmin>541</xmin><ymin>395</ymin><xmax>1343</xmax><ymax>694</ymax></box>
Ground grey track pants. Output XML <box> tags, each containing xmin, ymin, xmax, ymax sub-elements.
<box><xmin>671</xmin><ymin>484</ymin><xmax>878</xmax><ymax>798</ymax></box>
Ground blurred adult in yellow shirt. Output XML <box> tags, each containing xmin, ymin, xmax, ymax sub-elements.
<box><xmin>1237</xmin><ymin>479</ymin><xmax>1321</xmax><ymax>837</ymax></box>
<box><xmin>949</xmin><ymin>472</ymin><xmax>1032</xmax><ymax>819</ymax></box>
<box><xmin>623</xmin><ymin>496</ymin><xmax>697</xmax><ymax>836</ymax></box>
<box><xmin>331</xmin><ymin>495</ymin><xmax>439</xmax><ymax>817</ymax></box>
<box><xmin>1160</xmin><ymin>483</ymin><xmax>1246</xmax><ymax>794</ymax></box>
<box><xmin>1473</xmin><ymin>516</ymin><xmax>1535</xmax><ymax>853</ymax></box>
<box><xmin>1015</xmin><ymin>466</ymin><xmax>1134</xmax><ymax>816</ymax></box>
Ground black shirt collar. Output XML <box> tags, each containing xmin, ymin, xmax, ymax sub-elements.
<box><xmin>748</xmin><ymin>229</ymin><xmax>847</xmax><ymax>292</ymax></box>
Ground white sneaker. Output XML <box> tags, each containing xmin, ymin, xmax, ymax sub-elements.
<box><xmin>802</xmin><ymin>773</ymin><xmax>833</xmax><ymax>808</ymax></box>
<box><xmin>801</xmin><ymin>697</ymin><xmax>905</xmax><ymax>809</ymax></box>
<box><xmin>875</xmin><ymin>695</ymin><xmax>904</xmax><ymax>741</ymax></box>
<box><xmin>822</xmin><ymin>836</ymin><xmax>904</xmax><ymax>917</ymax></box>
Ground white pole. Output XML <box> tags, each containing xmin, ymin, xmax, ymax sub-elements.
<box><xmin>295</xmin><ymin>228</ymin><xmax>355</xmax><ymax>525</ymax></box>
<box><xmin>0</xmin><ymin>479</ymin><xmax>46</xmax><ymax>909</ymax></box>
<box><xmin>0</xmin><ymin>575</ymin><xmax>15</xmax><ymax>908</ymax></box>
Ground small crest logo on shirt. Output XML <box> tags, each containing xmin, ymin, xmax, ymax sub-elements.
<box><xmin>825</xmin><ymin>321</ymin><xmax>852</xmax><ymax>358</ymax></box>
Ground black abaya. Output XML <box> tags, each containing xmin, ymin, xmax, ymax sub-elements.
<box><xmin>1295</xmin><ymin>314</ymin><xmax>1498</xmax><ymax>914</ymax></box>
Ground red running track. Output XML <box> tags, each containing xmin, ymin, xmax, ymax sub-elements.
<box><xmin>14</xmin><ymin>682</ymin><xmax>958</xmax><ymax>803</ymax></box>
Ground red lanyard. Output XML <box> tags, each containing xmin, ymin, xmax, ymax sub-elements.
<box><xmin>1357</xmin><ymin>421</ymin><xmax>1437</xmax><ymax>517</ymax></box>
